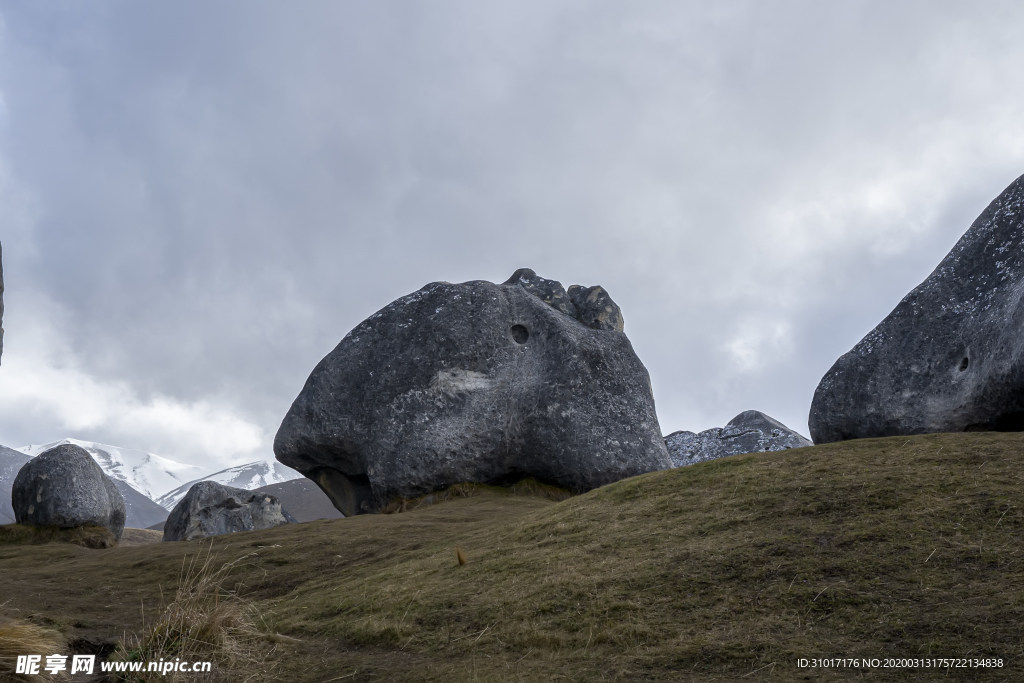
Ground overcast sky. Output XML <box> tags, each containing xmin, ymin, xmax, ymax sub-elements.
<box><xmin>0</xmin><ymin>1</ymin><xmax>1023</xmax><ymax>469</ymax></box>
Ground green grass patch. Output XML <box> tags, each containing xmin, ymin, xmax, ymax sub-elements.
<box><xmin>270</xmin><ymin>432</ymin><xmax>1024</xmax><ymax>680</ymax></box>
<box><xmin>0</xmin><ymin>523</ymin><xmax>117</xmax><ymax>549</ymax></box>
<box><xmin>381</xmin><ymin>478</ymin><xmax>573</xmax><ymax>514</ymax></box>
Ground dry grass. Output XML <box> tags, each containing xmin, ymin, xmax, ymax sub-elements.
<box><xmin>0</xmin><ymin>614</ymin><xmax>67</xmax><ymax>682</ymax></box>
<box><xmin>2</xmin><ymin>432</ymin><xmax>1024</xmax><ymax>681</ymax></box>
<box><xmin>119</xmin><ymin>529</ymin><xmax>164</xmax><ymax>547</ymax></box>
<box><xmin>0</xmin><ymin>524</ymin><xmax>117</xmax><ymax>549</ymax></box>
<box><xmin>112</xmin><ymin>546</ymin><xmax>278</xmax><ymax>682</ymax></box>
<box><xmin>269</xmin><ymin>432</ymin><xmax>1024</xmax><ymax>681</ymax></box>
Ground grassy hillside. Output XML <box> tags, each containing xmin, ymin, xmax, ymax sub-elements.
<box><xmin>1</xmin><ymin>432</ymin><xmax>1023</xmax><ymax>681</ymax></box>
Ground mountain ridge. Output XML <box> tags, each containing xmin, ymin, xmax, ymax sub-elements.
<box><xmin>154</xmin><ymin>460</ymin><xmax>303</xmax><ymax>511</ymax></box>
<box><xmin>16</xmin><ymin>438</ymin><xmax>204</xmax><ymax>500</ymax></box>
<box><xmin>3</xmin><ymin>438</ymin><xmax>304</xmax><ymax>522</ymax></box>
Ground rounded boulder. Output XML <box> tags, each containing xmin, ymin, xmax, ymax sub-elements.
<box><xmin>12</xmin><ymin>444</ymin><xmax>126</xmax><ymax>541</ymax></box>
<box><xmin>274</xmin><ymin>269</ymin><xmax>671</xmax><ymax>515</ymax></box>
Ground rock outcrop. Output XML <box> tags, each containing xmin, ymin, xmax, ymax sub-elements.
<box><xmin>12</xmin><ymin>444</ymin><xmax>126</xmax><ymax>541</ymax></box>
<box><xmin>810</xmin><ymin>172</ymin><xmax>1024</xmax><ymax>443</ymax></box>
<box><xmin>274</xmin><ymin>269</ymin><xmax>670</xmax><ymax>515</ymax></box>
<box><xmin>162</xmin><ymin>481</ymin><xmax>296</xmax><ymax>542</ymax></box>
<box><xmin>665</xmin><ymin>410</ymin><xmax>812</xmax><ymax>467</ymax></box>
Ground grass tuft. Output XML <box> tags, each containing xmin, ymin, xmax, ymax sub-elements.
<box><xmin>112</xmin><ymin>547</ymin><xmax>276</xmax><ymax>682</ymax></box>
<box><xmin>0</xmin><ymin>613</ymin><xmax>67</xmax><ymax>681</ymax></box>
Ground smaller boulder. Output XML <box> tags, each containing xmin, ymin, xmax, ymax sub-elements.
<box><xmin>12</xmin><ymin>444</ymin><xmax>126</xmax><ymax>541</ymax></box>
<box><xmin>665</xmin><ymin>410</ymin><xmax>811</xmax><ymax>467</ymax></box>
<box><xmin>162</xmin><ymin>481</ymin><xmax>296</xmax><ymax>542</ymax></box>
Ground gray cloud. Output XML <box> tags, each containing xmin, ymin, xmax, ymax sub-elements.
<box><xmin>1</xmin><ymin>1</ymin><xmax>1023</xmax><ymax>466</ymax></box>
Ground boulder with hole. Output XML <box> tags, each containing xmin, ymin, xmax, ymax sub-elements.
<box><xmin>274</xmin><ymin>268</ymin><xmax>670</xmax><ymax>515</ymax></box>
<box><xmin>665</xmin><ymin>410</ymin><xmax>812</xmax><ymax>467</ymax></box>
<box><xmin>11</xmin><ymin>444</ymin><xmax>126</xmax><ymax>541</ymax></box>
<box><xmin>810</xmin><ymin>172</ymin><xmax>1024</xmax><ymax>442</ymax></box>
<box><xmin>162</xmin><ymin>481</ymin><xmax>297</xmax><ymax>542</ymax></box>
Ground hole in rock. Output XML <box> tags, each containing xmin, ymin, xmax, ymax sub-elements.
<box><xmin>959</xmin><ymin>357</ymin><xmax>969</xmax><ymax>372</ymax></box>
<box><xmin>511</xmin><ymin>324</ymin><xmax>529</xmax><ymax>344</ymax></box>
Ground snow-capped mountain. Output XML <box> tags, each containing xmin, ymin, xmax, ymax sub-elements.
<box><xmin>0</xmin><ymin>444</ymin><xmax>32</xmax><ymax>524</ymax></box>
<box><xmin>155</xmin><ymin>460</ymin><xmax>303</xmax><ymax>511</ymax></box>
<box><xmin>10</xmin><ymin>438</ymin><xmax>305</xmax><ymax>515</ymax></box>
<box><xmin>16</xmin><ymin>438</ymin><xmax>205</xmax><ymax>501</ymax></box>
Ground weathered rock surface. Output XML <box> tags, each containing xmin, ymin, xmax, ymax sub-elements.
<box><xmin>810</xmin><ymin>173</ymin><xmax>1024</xmax><ymax>443</ymax></box>
<box><xmin>12</xmin><ymin>444</ymin><xmax>126</xmax><ymax>541</ymax></box>
<box><xmin>665</xmin><ymin>410</ymin><xmax>812</xmax><ymax>467</ymax></box>
<box><xmin>162</xmin><ymin>481</ymin><xmax>296</xmax><ymax>542</ymax></box>
<box><xmin>274</xmin><ymin>269</ymin><xmax>670</xmax><ymax>515</ymax></box>
<box><xmin>505</xmin><ymin>268</ymin><xmax>625</xmax><ymax>332</ymax></box>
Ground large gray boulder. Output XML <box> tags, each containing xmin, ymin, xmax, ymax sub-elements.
<box><xmin>810</xmin><ymin>172</ymin><xmax>1024</xmax><ymax>443</ymax></box>
<box><xmin>162</xmin><ymin>481</ymin><xmax>296</xmax><ymax>542</ymax></box>
<box><xmin>12</xmin><ymin>444</ymin><xmax>126</xmax><ymax>541</ymax></box>
<box><xmin>665</xmin><ymin>410</ymin><xmax>812</xmax><ymax>467</ymax></box>
<box><xmin>274</xmin><ymin>269</ymin><xmax>671</xmax><ymax>515</ymax></box>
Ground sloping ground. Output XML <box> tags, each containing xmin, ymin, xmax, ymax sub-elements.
<box><xmin>118</xmin><ymin>528</ymin><xmax>163</xmax><ymax>546</ymax></box>
<box><xmin>0</xmin><ymin>432</ymin><xmax>1022</xmax><ymax>682</ymax></box>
